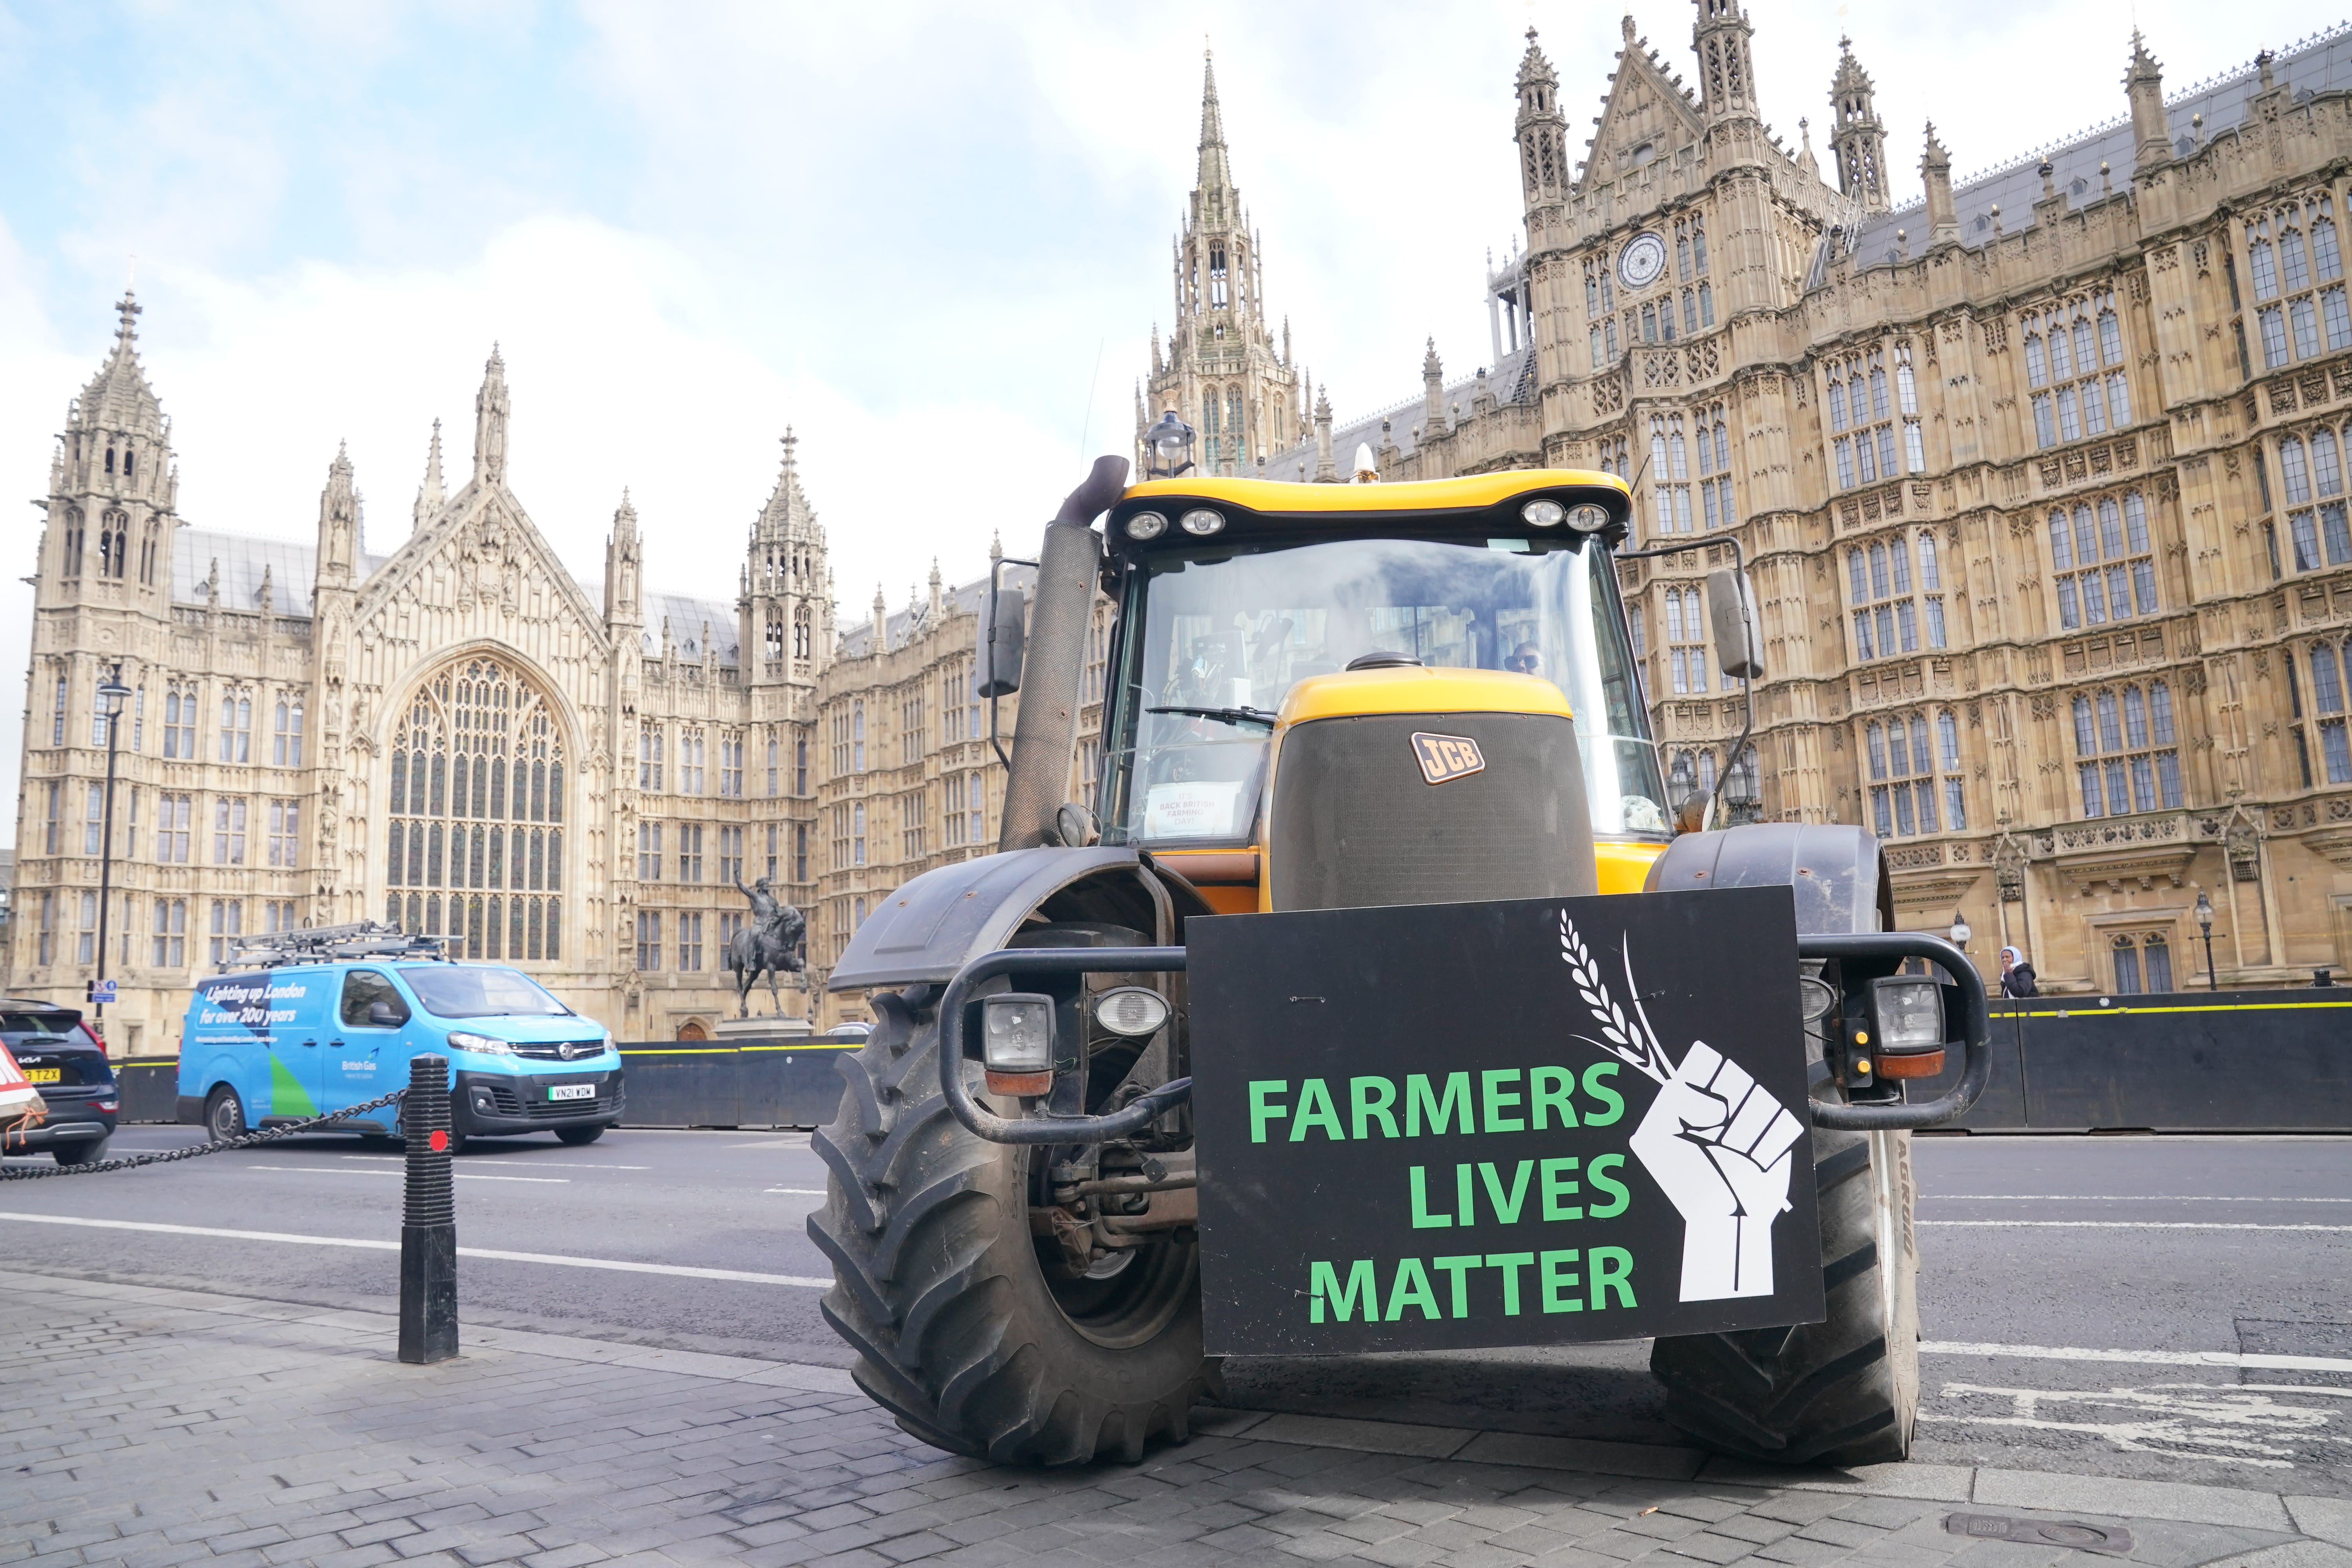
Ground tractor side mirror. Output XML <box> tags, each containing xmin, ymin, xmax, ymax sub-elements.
<box><xmin>973</xmin><ymin>589</ymin><xmax>1027</xmax><ymax>698</ymax></box>
<box><xmin>1706</xmin><ymin>567</ymin><xmax>1763</xmax><ymax>681</ymax></box>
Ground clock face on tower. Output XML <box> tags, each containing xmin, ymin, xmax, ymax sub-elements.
<box><xmin>1617</xmin><ymin>232</ymin><xmax>1668</xmax><ymax>290</ymax></box>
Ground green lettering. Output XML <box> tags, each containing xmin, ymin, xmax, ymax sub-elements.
<box><xmin>1387</xmin><ymin>1258</ymin><xmax>1442</xmax><ymax>1320</ymax></box>
<box><xmin>1349</xmin><ymin>1076</ymin><xmax>1399</xmax><ymax>1140</ymax></box>
<box><xmin>1310</xmin><ymin>1259</ymin><xmax>1381</xmax><ymax>1323</ymax></box>
<box><xmin>1540</xmin><ymin>1155</ymin><xmax>1583</xmax><ymax>1221</ymax></box>
<box><xmin>1479</xmin><ymin>1068</ymin><xmax>1525</xmax><ymax>1133</ymax></box>
<box><xmin>1587</xmin><ymin>1153</ymin><xmax>1631</xmax><ymax>1218</ymax></box>
<box><xmin>1479</xmin><ymin>1160</ymin><xmax>1534</xmax><ymax>1224</ymax></box>
<box><xmin>1589</xmin><ymin>1246</ymin><xmax>1636</xmax><ymax>1309</ymax></box>
<box><xmin>1431</xmin><ymin>1254</ymin><xmax>1481</xmax><ymax>1318</ymax></box>
<box><xmin>1540</xmin><ymin>1248</ymin><xmax>1584</xmax><ymax>1313</ymax></box>
<box><xmin>1456</xmin><ymin>1162</ymin><xmax>1475</xmax><ymax>1226</ymax></box>
<box><xmin>1408</xmin><ymin>1166</ymin><xmax>1453</xmax><ymax>1228</ymax></box>
<box><xmin>1291</xmin><ymin>1078</ymin><xmax>1344</xmax><ymax>1141</ymax></box>
<box><xmin>1248</xmin><ymin>1080</ymin><xmax>1290</xmax><ymax>1143</ymax></box>
<box><xmin>1530</xmin><ymin>1065</ymin><xmax>1579</xmax><ymax>1130</ymax></box>
<box><xmin>1486</xmin><ymin>1252</ymin><xmax>1535</xmax><ymax>1316</ymax></box>
<box><xmin>1581</xmin><ymin>1062</ymin><xmax>1624</xmax><ymax>1127</ymax></box>
<box><xmin>1406</xmin><ymin>1071</ymin><xmax>1474</xmax><ymax>1136</ymax></box>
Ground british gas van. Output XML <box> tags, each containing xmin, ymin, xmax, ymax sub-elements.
<box><xmin>177</xmin><ymin>926</ymin><xmax>621</xmax><ymax>1149</ymax></box>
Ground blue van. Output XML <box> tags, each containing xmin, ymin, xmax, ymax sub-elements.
<box><xmin>176</xmin><ymin>936</ymin><xmax>622</xmax><ymax>1149</ymax></box>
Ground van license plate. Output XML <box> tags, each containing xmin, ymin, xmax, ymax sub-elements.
<box><xmin>23</xmin><ymin>1068</ymin><xmax>62</xmax><ymax>1083</ymax></box>
<box><xmin>546</xmin><ymin>1083</ymin><xmax>596</xmax><ymax>1102</ymax></box>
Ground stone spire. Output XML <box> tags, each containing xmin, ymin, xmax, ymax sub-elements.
<box><xmin>1421</xmin><ymin>339</ymin><xmax>1449</xmax><ymax>438</ymax></box>
<box><xmin>412</xmin><ymin>419</ymin><xmax>445</xmax><ymax>532</ymax></box>
<box><xmin>1796</xmin><ymin>118</ymin><xmax>1820</xmax><ymax>180</ymax></box>
<box><xmin>1514</xmin><ymin>28</ymin><xmax>1568</xmax><ymax>214</ymax></box>
<box><xmin>1828</xmin><ymin>37</ymin><xmax>1890</xmax><ymax>211</ymax></box>
<box><xmin>1692</xmin><ymin>0</ymin><xmax>1759</xmax><ymax>122</ymax></box>
<box><xmin>317</xmin><ymin>441</ymin><xmax>359</xmax><ymax>586</ymax></box>
<box><xmin>604</xmin><ymin>488</ymin><xmax>641</xmax><ymax>623</ymax></box>
<box><xmin>472</xmin><ymin>345</ymin><xmax>510</xmax><ymax>488</ymax></box>
<box><xmin>2126</xmin><ymin>31</ymin><xmax>2171</xmax><ymax>171</ymax></box>
<box><xmin>1921</xmin><ymin>123</ymin><xmax>1959</xmax><ymax>247</ymax></box>
<box><xmin>1312</xmin><ymin>387</ymin><xmax>1338</xmax><ymax>483</ymax></box>
<box><xmin>1196</xmin><ymin>51</ymin><xmax>1234</xmax><ymax>208</ymax></box>
<box><xmin>872</xmin><ymin>582</ymin><xmax>889</xmax><ymax>651</ymax></box>
<box><xmin>928</xmin><ymin>558</ymin><xmax>944</xmax><ymax>618</ymax></box>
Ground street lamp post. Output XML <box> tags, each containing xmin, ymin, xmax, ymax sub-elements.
<box><xmin>2194</xmin><ymin>888</ymin><xmax>2218</xmax><ymax>992</ymax></box>
<box><xmin>93</xmin><ymin>664</ymin><xmax>132</xmax><ymax>1043</ymax></box>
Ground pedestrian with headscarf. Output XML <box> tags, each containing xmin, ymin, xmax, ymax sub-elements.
<box><xmin>1999</xmin><ymin>945</ymin><xmax>2038</xmax><ymax>997</ymax></box>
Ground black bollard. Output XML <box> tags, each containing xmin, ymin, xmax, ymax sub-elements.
<box><xmin>398</xmin><ymin>1053</ymin><xmax>459</xmax><ymax>1364</ymax></box>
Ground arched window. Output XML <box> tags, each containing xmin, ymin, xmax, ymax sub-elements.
<box><xmin>1227</xmin><ymin>388</ymin><xmax>1245</xmax><ymax>461</ymax></box>
<box><xmin>386</xmin><ymin>657</ymin><xmax>566</xmax><ymax>960</ymax></box>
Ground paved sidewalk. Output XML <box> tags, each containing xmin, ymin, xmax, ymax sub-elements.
<box><xmin>4</xmin><ymin>1271</ymin><xmax>2349</xmax><ymax>1568</ymax></box>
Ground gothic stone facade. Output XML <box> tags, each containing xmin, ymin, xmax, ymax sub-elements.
<box><xmin>12</xmin><ymin>314</ymin><xmax>851</xmax><ymax>1048</ymax></box>
<box><xmin>1229</xmin><ymin>11</ymin><xmax>2352</xmax><ymax>995</ymax></box>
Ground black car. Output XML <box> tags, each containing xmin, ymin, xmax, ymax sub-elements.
<box><xmin>0</xmin><ymin>1000</ymin><xmax>118</xmax><ymax>1165</ymax></box>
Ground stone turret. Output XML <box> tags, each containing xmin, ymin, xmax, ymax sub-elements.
<box><xmin>1921</xmin><ymin>123</ymin><xmax>1959</xmax><ymax>247</ymax></box>
<box><xmin>2126</xmin><ymin>32</ymin><xmax>2171</xmax><ymax>172</ymax></box>
<box><xmin>1828</xmin><ymin>37</ymin><xmax>1889</xmax><ymax>211</ymax></box>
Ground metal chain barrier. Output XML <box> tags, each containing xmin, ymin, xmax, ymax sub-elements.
<box><xmin>0</xmin><ymin>1086</ymin><xmax>410</xmax><ymax>1180</ymax></box>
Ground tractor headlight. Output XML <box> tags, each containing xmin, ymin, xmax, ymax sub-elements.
<box><xmin>1868</xmin><ymin>977</ymin><xmax>1944</xmax><ymax>1051</ymax></box>
<box><xmin>1178</xmin><ymin>508</ymin><xmax>1226</xmax><ymax>537</ymax></box>
<box><xmin>1520</xmin><ymin>498</ymin><xmax>1566</xmax><ymax>528</ymax></box>
<box><xmin>1124</xmin><ymin>511</ymin><xmax>1168</xmax><ymax>541</ymax></box>
<box><xmin>1093</xmin><ymin>987</ymin><xmax>1170</xmax><ymax>1038</ymax></box>
<box><xmin>981</xmin><ymin>994</ymin><xmax>1055</xmax><ymax>1073</ymax></box>
<box><xmin>1566</xmin><ymin>503</ymin><xmax>1612</xmax><ymax>533</ymax></box>
<box><xmin>446</xmin><ymin>1031</ymin><xmax>514</xmax><ymax>1056</ymax></box>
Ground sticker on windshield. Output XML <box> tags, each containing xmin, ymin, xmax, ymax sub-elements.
<box><xmin>1411</xmin><ymin>732</ymin><xmax>1485</xmax><ymax>785</ymax></box>
<box><xmin>1145</xmin><ymin>780</ymin><xmax>1245</xmax><ymax>838</ymax></box>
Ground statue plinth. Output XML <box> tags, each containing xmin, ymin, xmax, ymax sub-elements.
<box><xmin>714</xmin><ymin>1014</ymin><xmax>811</xmax><ymax>1040</ymax></box>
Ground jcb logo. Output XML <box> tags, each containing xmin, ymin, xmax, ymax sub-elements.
<box><xmin>1410</xmin><ymin>732</ymin><xmax>1485</xmax><ymax>785</ymax></box>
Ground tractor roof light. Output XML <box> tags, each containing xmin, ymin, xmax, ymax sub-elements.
<box><xmin>1178</xmin><ymin>508</ymin><xmax>1226</xmax><ymax>537</ymax></box>
<box><xmin>1093</xmin><ymin>987</ymin><xmax>1171</xmax><ymax>1039</ymax></box>
<box><xmin>1124</xmin><ymin>511</ymin><xmax>1168</xmax><ymax>541</ymax></box>
<box><xmin>1565</xmin><ymin>503</ymin><xmax>1612</xmax><ymax>533</ymax></box>
<box><xmin>1521</xmin><ymin>498</ymin><xmax>1566</xmax><ymax>528</ymax></box>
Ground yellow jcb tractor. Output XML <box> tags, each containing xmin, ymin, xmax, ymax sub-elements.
<box><xmin>809</xmin><ymin>456</ymin><xmax>1987</xmax><ymax>1467</ymax></box>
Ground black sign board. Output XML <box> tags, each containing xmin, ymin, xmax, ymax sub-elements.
<box><xmin>1188</xmin><ymin>887</ymin><xmax>1824</xmax><ymax>1356</ymax></box>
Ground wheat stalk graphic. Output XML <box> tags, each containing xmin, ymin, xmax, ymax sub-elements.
<box><xmin>1559</xmin><ymin>910</ymin><xmax>1673</xmax><ymax>1085</ymax></box>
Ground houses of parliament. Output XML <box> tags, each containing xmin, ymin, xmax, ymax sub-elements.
<box><xmin>15</xmin><ymin>7</ymin><xmax>2352</xmax><ymax>1048</ymax></box>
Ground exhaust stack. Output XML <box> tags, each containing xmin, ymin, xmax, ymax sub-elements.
<box><xmin>998</xmin><ymin>455</ymin><xmax>1128</xmax><ymax>850</ymax></box>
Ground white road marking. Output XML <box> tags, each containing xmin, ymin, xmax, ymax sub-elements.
<box><xmin>336</xmin><ymin>1155</ymin><xmax>650</xmax><ymax>1170</ymax></box>
<box><xmin>1925</xmin><ymin>1381</ymin><xmax>2343</xmax><ymax>1468</ymax></box>
<box><xmin>766</xmin><ymin>1188</ymin><xmax>826</xmax><ymax>1195</ymax></box>
<box><xmin>246</xmin><ymin>1165</ymin><xmax>568</xmax><ymax>1184</ymax></box>
<box><xmin>1920</xmin><ymin>1219</ymin><xmax>2352</xmax><ymax>1232</ymax></box>
<box><xmin>1924</xmin><ymin>1341</ymin><xmax>2352</xmax><ymax>1374</ymax></box>
<box><xmin>0</xmin><ymin>1212</ymin><xmax>829</xmax><ymax>1287</ymax></box>
<box><xmin>1930</xmin><ymin>1194</ymin><xmax>2352</xmax><ymax>1203</ymax></box>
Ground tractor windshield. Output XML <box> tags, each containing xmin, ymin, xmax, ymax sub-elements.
<box><xmin>1100</xmin><ymin>533</ymin><xmax>1668</xmax><ymax>848</ymax></box>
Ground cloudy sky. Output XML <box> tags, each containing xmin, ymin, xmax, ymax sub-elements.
<box><xmin>0</xmin><ymin>0</ymin><xmax>2332</xmax><ymax>841</ymax></box>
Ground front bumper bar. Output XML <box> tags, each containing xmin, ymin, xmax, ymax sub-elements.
<box><xmin>935</xmin><ymin>930</ymin><xmax>1989</xmax><ymax>1146</ymax></box>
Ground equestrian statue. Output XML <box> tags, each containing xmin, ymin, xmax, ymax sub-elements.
<box><xmin>727</xmin><ymin>876</ymin><xmax>808</xmax><ymax>1019</ymax></box>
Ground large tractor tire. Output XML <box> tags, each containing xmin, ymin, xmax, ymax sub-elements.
<box><xmin>807</xmin><ymin>986</ymin><xmax>1211</xmax><ymax>1465</ymax></box>
<box><xmin>1650</xmin><ymin>1122</ymin><xmax>1920</xmax><ymax>1465</ymax></box>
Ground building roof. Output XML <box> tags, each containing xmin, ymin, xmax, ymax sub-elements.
<box><xmin>169</xmin><ymin>526</ymin><xmax>739</xmax><ymax>666</ymax></box>
<box><xmin>1258</xmin><ymin>342</ymin><xmax>1536</xmax><ymax>483</ymax></box>
<box><xmin>642</xmin><ymin>591</ymin><xmax>741</xmax><ymax>666</ymax></box>
<box><xmin>835</xmin><ymin>564</ymin><xmax>1035</xmax><ymax>661</ymax></box>
<box><xmin>1847</xmin><ymin>25</ymin><xmax>2352</xmax><ymax>269</ymax></box>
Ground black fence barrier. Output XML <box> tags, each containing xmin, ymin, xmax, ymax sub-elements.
<box><xmin>1904</xmin><ymin>985</ymin><xmax>2352</xmax><ymax>1132</ymax></box>
<box><xmin>613</xmin><ymin>1035</ymin><xmax>865</xmax><ymax>1129</ymax></box>
<box><xmin>109</xmin><ymin>1036</ymin><xmax>866</xmax><ymax>1132</ymax></box>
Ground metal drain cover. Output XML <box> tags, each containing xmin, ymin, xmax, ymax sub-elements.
<box><xmin>1944</xmin><ymin>1514</ymin><xmax>2132</xmax><ymax>1555</ymax></box>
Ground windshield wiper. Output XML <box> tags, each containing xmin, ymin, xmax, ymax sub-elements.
<box><xmin>1147</xmin><ymin>704</ymin><xmax>1277</xmax><ymax>730</ymax></box>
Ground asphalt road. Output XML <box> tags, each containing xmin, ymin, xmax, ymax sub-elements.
<box><xmin>4</xmin><ymin>1125</ymin><xmax>2345</xmax><ymax>1493</ymax></box>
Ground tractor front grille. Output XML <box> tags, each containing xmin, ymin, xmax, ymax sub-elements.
<box><xmin>1267</xmin><ymin>711</ymin><xmax>1598</xmax><ymax>913</ymax></box>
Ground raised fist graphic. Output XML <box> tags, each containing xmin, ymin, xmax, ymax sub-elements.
<box><xmin>1627</xmin><ymin>1042</ymin><xmax>1806</xmax><ymax>1301</ymax></box>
